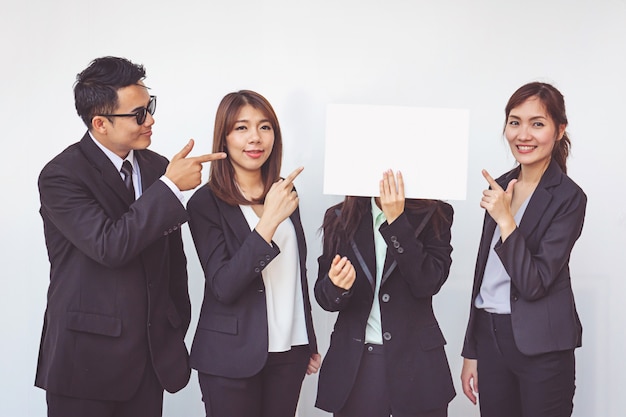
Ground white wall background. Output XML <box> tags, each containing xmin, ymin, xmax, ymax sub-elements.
<box><xmin>1</xmin><ymin>0</ymin><xmax>624</xmax><ymax>416</ymax></box>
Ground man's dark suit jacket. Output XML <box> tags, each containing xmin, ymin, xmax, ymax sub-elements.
<box><xmin>314</xmin><ymin>200</ymin><xmax>456</xmax><ymax>414</ymax></box>
<box><xmin>186</xmin><ymin>185</ymin><xmax>317</xmax><ymax>378</ymax></box>
<box><xmin>462</xmin><ymin>159</ymin><xmax>587</xmax><ymax>358</ymax></box>
<box><xmin>35</xmin><ymin>133</ymin><xmax>192</xmax><ymax>401</ymax></box>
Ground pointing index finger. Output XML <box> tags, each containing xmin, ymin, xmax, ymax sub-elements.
<box><xmin>481</xmin><ymin>169</ymin><xmax>502</xmax><ymax>191</ymax></box>
<box><xmin>171</xmin><ymin>139</ymin><xmax>194</xmax><ymax>162</ymax></box>
<box><xmin>282</xmin><ymin>166</ymin><xmax>304</xmax><ymax>185</ymax></box>
<box><xmin>189</xmin><ymin>152</ymin><xmax>227</xmax><ymax>163</ymax></box>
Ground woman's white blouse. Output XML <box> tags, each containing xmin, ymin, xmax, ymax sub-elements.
<box><xmin>240</xmin><ymin>205</ymin><xmax>309</xmax><ymax>352</ymax></box>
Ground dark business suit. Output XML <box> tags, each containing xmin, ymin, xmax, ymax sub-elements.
<box><xmin>36</xmin><ymin>132</ymin><xmax>191</xmax><ymax>404</ymax></box>
<box><xmin>462</xmin><ymin>160</ymin><xmax>586</xmax><ymax>417</ymax></box>
<box><xmin>315</xmin><ymin>200</ymin><xmax>456</xmax><ymax>416</ymax></box>
<box><xmin>186</xmin><ymin>184</ymin><xmax>317</xmax><ymax>411</ymax></box>
<box><xmin>462</xmin><ymin>159</ymin><xmax>586</xmax><ymax>358</ymax></box>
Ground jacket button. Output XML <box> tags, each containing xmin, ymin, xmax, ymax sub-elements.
<box><xmin>390</xmin><ymin>236</ymin><xmax>398</xmax><ymax>242</ymax></box>
<box><xmin>334</xmin><ymin>297</ymin><xmax>341</xmax><ymax>303</ymax></box>
<box><xmin>265</xmin><ymin>255</ymin><xmax>271</xmax><ymax>260</ymax></box>
<box><xmin>260</xmin><ymin>261</ymin><xmax>266</xmax><ymax>267</ymax></box>
<box><xmin>383</xmin><ymin>332</ymin><xmax>391</xmax><ymax>341</ymax></box>
<box><xmin>254</xmin><ymin>267</ymin><xmax>260</xmax><ymax>273</ymax></box>
<box><xmin>367</xmin><ymin>345</ymin><xmax>374</xmax><ymax>352</ymax></box>
<box><xmin>397</xmin><ymin>247</ymin><xmax>404</xmax><ymax>254</ymax></box>
<box><xmin>381</xmin><ymin>293</ymin><xmax>390</xmax><ymax>302</ymax></box>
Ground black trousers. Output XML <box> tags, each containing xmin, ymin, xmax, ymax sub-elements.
<box><xmin>475</xmin><ymin>309</ymin><xmax>576</xmax><ymax>417</ymax></box>
<box><xmin>46</xmin><ymin>361</ymin><xmax>163</xmax><ymax>417</ymax></box>
<box><xmin>336</xmin><ymin>343</ymin><xmax>447</xmax><ymax>417</ymax></box>
<box><xmin>198</xmin><ymin>345</ymin><xmax>310</xmax><ymax>417</ymax></box>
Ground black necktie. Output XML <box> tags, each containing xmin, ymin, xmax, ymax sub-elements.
<box><xmin>120</xmin><ymin>160</ymin><xmax>135</xmax><ymax>200</ymax></box>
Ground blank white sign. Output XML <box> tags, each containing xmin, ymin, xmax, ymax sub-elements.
<box><xmin>323</xmin><ymin>104</ymin><xmax>469</xmax><ymax>200</ymax></box>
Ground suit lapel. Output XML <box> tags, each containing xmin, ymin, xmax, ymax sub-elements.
<box><xmin>474</xmin><ymin>213</ymin><xmax>497</xmax><ymax>296</ymax></box>
<box><xmin>216</xmin><ymin>198</ymin><xmax>254</xmax><ymax>246</ymax></box>
<box><xmin>380</xmin><ymin>258</ymin><xmax>397</xmax><ymax>287</ymax></box>
<box><xmin>340</xmin><ymin>209</ymin><xmax>376</xmax><ymax>292</ymax></box>
<box><xmin>290</xmin><ymin>206</ymin><xmax>306</xmax><ymax>265</ymax></box>
<box><xmin>517</xmin><ymin>160</ymin><xmax>561</xmax><ymax>237</ymax></box>
<box><xmin>78</xmin><ymin>133</ymin><xmax>133</xmax><ymax>205</ymax></box>
<box><xmin>135</xmin><ymin>151</ymin><xmax>160</xmax><ymax>193</ymax></box>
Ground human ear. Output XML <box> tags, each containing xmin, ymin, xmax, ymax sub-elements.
<box><xmin>91</xmin><ymin>116</ymin><xmax>108</xmax><ymax>134</ymax></box>
<box><xmin>557</xmin><ymin>124</ymin><xmax>566</xmax><ymax>140</ymax></box>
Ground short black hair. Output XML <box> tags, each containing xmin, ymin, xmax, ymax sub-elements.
<box><xmin>74</xmin><ymin>56</ymin><xmax>146</xmax><ymax>129</ymax></box>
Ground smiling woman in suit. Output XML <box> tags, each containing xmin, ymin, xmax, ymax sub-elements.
<box><xmin>314</xmin><ymin>171</ymin><xmax>456</xmax><ymax>417</ymax></box>
<box><xmin>460</xmin><ymin>82</ymin><xmax>587</xmax><ymax>417</ymax></box>
<box><xmin>186</xmin><ymin>90</ymin><xmax>320</xmax><ymax>417</ymax></box>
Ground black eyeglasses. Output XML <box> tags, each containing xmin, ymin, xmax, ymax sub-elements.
<box><xmin>99</xmin><ymin>96</ymin><xmax>157</xmax><ymax>125</ymax></box>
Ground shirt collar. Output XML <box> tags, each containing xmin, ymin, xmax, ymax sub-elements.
<box><xmin>89</xmin><ymin>131</ymin><xmax>135</xmax><ymax>172</ymax></box>
<box><xmin>371</xmin><ymin>197</ymin><xmax>386</xmax><ymax>227</ymax></box>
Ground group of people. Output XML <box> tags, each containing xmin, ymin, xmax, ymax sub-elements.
<box><xmin>35</xmin><ymin>56</ymin><xmax>586</xmax><ymax>417</ymax></box>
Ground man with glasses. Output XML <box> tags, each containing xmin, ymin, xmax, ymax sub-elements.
<box><xmin>35</xmin><ymin>56</ymin><xmax>226</xmax><ymax>417</ymax></box>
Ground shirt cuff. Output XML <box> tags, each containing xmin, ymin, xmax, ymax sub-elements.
<box><xmin>159</xmin><ymin>175</ymin><xmax>185</xmax><ymax>205</ymax></box>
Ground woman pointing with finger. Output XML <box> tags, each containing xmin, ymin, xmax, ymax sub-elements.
<box><xmin>461</xmin><ymin>82</ymin><xmax>587</xmax><ymax>417</ymax></box>
<box><xmin>186</xmin><ymin>90</ymin><xmax>319</xmax><ymax>417</ymax></box>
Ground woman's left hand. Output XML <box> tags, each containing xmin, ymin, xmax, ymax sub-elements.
<box><xmin>306</xmin><ymin>353</ymin><xmax>322</xmax><ymax>375</ymax></box>
<box><xmin>379</xmin><ymin>170</ymin><xmax>405</xmax><ymax>224</ymax></box>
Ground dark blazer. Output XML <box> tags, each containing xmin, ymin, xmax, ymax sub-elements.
<box><xmin>462</xmin><ymin>159</ymin><xmax>587</xmax><ymax>358</ymax></box>
<box><xmin>186</xmin><ymin>184</ymin><xmax>317</xmax><ymax>378</ymax></box>
<box><xmin>314</xmin><ymin>200</ymin><xmax>456</xmax><ymax>414</ymax></box>
<box><xmin>35</xmin><ymin>132</ymin><xmax>192</xmax><ymax>401</ymax></box>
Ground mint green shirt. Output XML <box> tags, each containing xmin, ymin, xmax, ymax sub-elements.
<box><xmin>365</xmin><ymin>197</ymin><xmax>386</xmax><ymax>345</ymax></box>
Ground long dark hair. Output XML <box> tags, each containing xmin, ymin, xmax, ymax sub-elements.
<box><xmin>208</xmin><ymin>90</ymin><xmax>283</xmax><ymax>205</ymax></box>
<box><xmin>504</xmin><ymin>82</ymin><xmax>570</xmax><ymax>173</ymax></box>
<box><xmin>321</xmin><ymin>197</ymin><xmax>445</xmax><ymax>255</ymax></box>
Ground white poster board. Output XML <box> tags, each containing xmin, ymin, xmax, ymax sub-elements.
<box><xmin>323</xmin><ymin>104</ymin><xmax>470</xmax><ymax>200</ymax></box>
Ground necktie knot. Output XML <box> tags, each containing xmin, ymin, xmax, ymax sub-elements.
<box><xmin>121</xmin><ymin>160</ymin><xmax>135</xmax><ymax>199</ymax></box>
